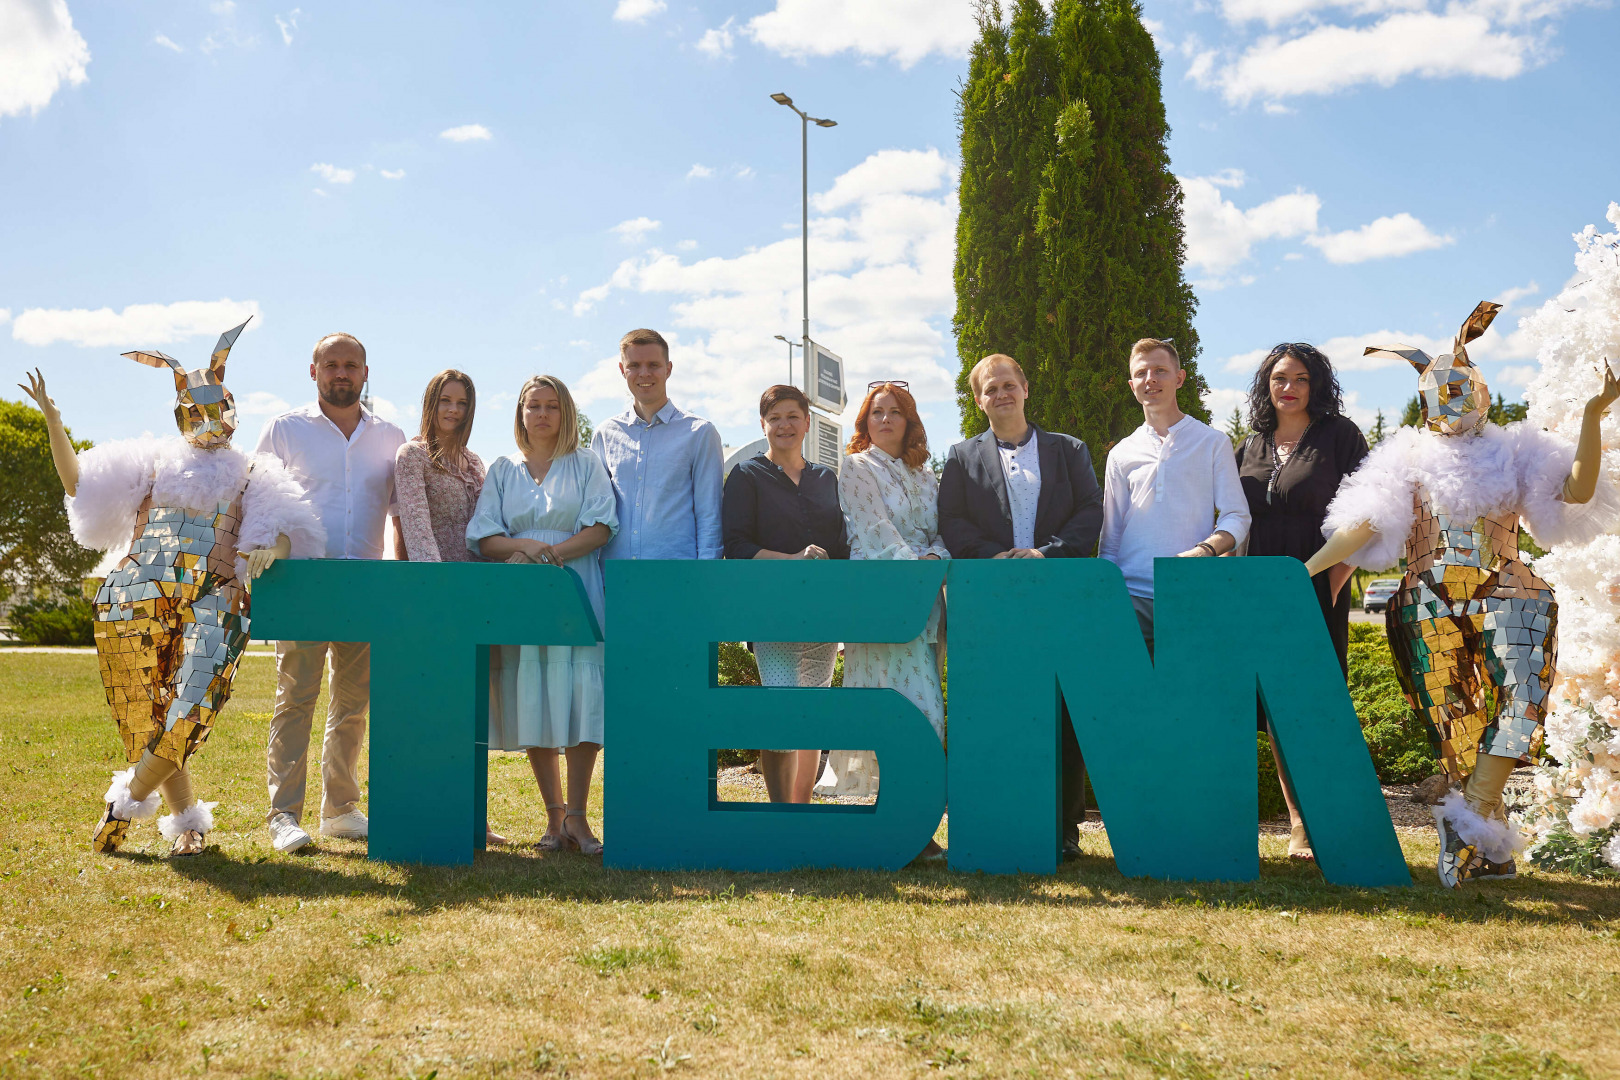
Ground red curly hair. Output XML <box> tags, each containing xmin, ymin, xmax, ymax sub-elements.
<box><xmin>846</xmin><ymin>382</ymin><xmax>929</xmax><ymax>469</ymax></box>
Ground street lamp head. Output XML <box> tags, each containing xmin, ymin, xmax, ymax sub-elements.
<box><xmin>813</xmin><ymin>118</ymin><xmax>838</xmax><ymax>128</ymax></box>
<box><xmin>770</xmin><ymin>92</ymin><xmax>793</xmax><ymax>106</ymax></box>
<box><xmin>774</xmin><ymin>334</ymin><xmax>789</xmax><ymax>342</ymax></box>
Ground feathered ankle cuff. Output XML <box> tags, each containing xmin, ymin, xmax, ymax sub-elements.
<box><xmin>158</xmin><ymin>801</ymin><xmax>217</xmax><ymax>840</ymax></box>
<box><xmin>1439</xmin><ymin>790</ymin><xmax>1526</xmax><ymax>864</ymax></box>
<box><xmin>105</xmin><ymin>769</ymin><xmax>162</xmax><ymax>821</ymax></box>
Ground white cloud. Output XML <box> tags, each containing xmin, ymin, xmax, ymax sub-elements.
<box><xmin>1497</xmin><ymin>363</ymin><xmax>1539</xmax><ymax>387</ymax></box>
<box><xmin>275</xmin><ymin>8</ymin><xmax>301</xmax><ymax>45</ymax></box>
<box><xmin>11</xmin><ymin>299</ymin><xmax>263</xmax><ymax>349</ymax></box>
<box><xmin>687</xmin><ymin>163</ymin><xmax>715</xmax><ymax>180</ymax></box>
<box><xmin>0</xmin><ymin>0</ymin><xmax>91</xmax><ymax>120</ymax></box>
<box><xmin>369</xmin><ymin>396</ymin><xmax>409</xmax><ymax>426</ymax></box>
<box><xmin>310</xmin><ymin>162</ymin><xmax>356</xmax><ymax>184</ymax></box>
<box><xmin>610</xmin><ymin>216</ymin><xmax>662</xmax><ymax>244</ymax></box>
<box><xmin>1498</xmin><ymin>281</ymin><xmax>1540</xmax><ymax>306</ymax></box>
<box><xmin>734</xmin><ymin>165</ymin><xmax>755</xmax><ymax>180</ymax></box>
<box><xmin>1179</xmin><ymin>172</ymin><xmax>1320</xmax><ymax>279</ymax></box>
<box><xmin>1220</xmin><ymin>0</ymin><xmax>1426</xmax><ymax>27</ymax></box>
<box><xmin>235</xmin><ymin>390</ymin><xmax>290</xmax><ymax>417</ymax></box>
<box><xmin>312</xmin><ymin>187</ymin><xmax>328</xmax><ymax>197</ymax></box>
<box><xmin>747</xmin><ymin>0</ymin><xmax>976</xmax><ymax>68</ymax></box>
<box><xmin>210</xmin><ymin>1</ymin><xmax>235</xmax><ymax>13</ymax></box>
<box><xmin>0</xmin><ymin>309</ymin><xmax>11</xmax><ymax>325</ymax></box>
<box><xmin>379</xmin><ymin>168</ymin><xmax>405</xmax><ymax>180</ymax></box>
<box><xmin>1203</xmin><ymin>386</ymin><xmax>1249</xmax><ymax>422</ymax></box>
<box><xmin>440</xmin><ymin>123</ymin><xmax>492</xmax><ymax>142</ymax></box>
<box><xmin>1197</xmin><ymin>4</ymin><xmax>1564</xmax><ymax>105</ymax></box>
<box><xmin>677</xmin><ymin>239</ymin><xmax>698</xmax><ymax>251</ymax></box>
<box><xmin>1305</xmin><ymin>212</ymin><xmax>1451</xmax><ymax>264</ymax></box>
<box><xmin>154</xmin><ymin>33</ymin><xmax>183</xmax><ymax>53</ymax></box>
<box><xmin>613</xmin><ymin>0</ymin><xmax>666</xmax><ymax>23</ymax></box>
<box><xmin>568</xmin><ymin>147</ymin><xmax>958</xmax><ymax>434</ymax></box>
<box><xmin>696</xmin><ymin>17</ymin><xmax>736</xmax><ymax>58</ymax></box>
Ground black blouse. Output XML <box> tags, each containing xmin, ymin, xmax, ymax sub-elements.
<box><xmin>1235</xmin><ymin>414</ymin><xmax>1368</xmax><ymax>564</ymax></box>
<box><xmin>721</xmin><ymin>454</ymin><xmax>850</xmax><ymax>561</ymax></box>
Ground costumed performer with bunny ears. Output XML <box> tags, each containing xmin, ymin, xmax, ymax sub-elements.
<box><xmin>20</xmin><ymin>320</ymin><xmax>324</xmax><ymax>858</ymax></box>
<box><xmin>1306</xmin><ymin>301</ymin><xmax>1620</xmax><ymax>887</ymax></box>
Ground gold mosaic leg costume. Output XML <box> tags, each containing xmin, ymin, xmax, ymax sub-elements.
<box><xmin>90</xmin><ymin>495</ymin><xmax>249</xmax><ymax>853</ymax></box>
<box><xmin>1386</xmin><ymin>498</ymin><xmax>1552</xmax><ymax>884</ymax></box>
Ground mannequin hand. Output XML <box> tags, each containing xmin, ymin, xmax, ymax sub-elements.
<box><xmin>1588</xmin><ymin>363</ymin><xmax>1620</xmax><ymax>414</ymax></box>
<box><xmin>796</xmin><ymin>544</ymin><xmax>829</xmax><ymax>560</ymax></box>
<box><xmin>243</xmin><ymin>534</ymin><xmax>292</xmax><ymax>582</ymax></box>
<box><xmin>18</xmin><ymin>369</ymin><xmax>61</xmax><ymax>423</ymax></box>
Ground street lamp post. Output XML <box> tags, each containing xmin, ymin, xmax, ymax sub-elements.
<box><xmin>769</xmin><ymin>92</ymin><xmax>836</xmax><ymax>367</ymax></box>
<box><xmin>773</xmin><ymin>334</ymin><xmax>801</xmax><ymax>387</ymax></box>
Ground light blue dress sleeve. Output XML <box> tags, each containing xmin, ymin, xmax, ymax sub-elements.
<box><xmin>575</xmin><ymin>449</ymin><xmax>620</xmax><ymax>536</ymax></box>
<box><xmin>465</xmin><ymin>455</ymin><xmax>510</xmax><ymax>556</ymax></box>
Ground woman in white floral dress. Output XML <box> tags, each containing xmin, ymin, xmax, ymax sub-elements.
<box><xmin>837</xmin><ymin>381</ymin><xmax>948</xmax><ymax>858</ymax></box>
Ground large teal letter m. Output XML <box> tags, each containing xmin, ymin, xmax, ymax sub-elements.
<box><xmin>948</xmin><ymin>557</ymin><xmax>1409</xmax><ymax>886</ymax></box>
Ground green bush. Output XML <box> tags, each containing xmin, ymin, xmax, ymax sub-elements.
<box><xmin>1346</xmin><ymin>622</ymin><xmax>1438</xmax><ymax>783</ymax></box>
<box><xmin>8</xmin><ymin>597</ymin><xmax>94</xmax><ymax>646</ymax></box>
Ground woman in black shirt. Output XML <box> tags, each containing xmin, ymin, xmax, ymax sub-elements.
<box><xmin>1235</xmin><ymin>343</ymin><xmax>1369</xmax><ymax>861</ymax></box>
<box><xmin>722</xmin><ymin>384</ymin><xmax>849</xmax><ymax>803</ymax></box>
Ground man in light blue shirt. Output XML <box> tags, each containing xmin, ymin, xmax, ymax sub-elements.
<box><xmin>590</xmin><ymin>328</ymin><xmax>723</xmax><ymax>561</ymax></box>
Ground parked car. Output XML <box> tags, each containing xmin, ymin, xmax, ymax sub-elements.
<box><xmin>1362</xmin><ymin>578</ymin><xmax>1401</xmax><ymax>613</ymax></box>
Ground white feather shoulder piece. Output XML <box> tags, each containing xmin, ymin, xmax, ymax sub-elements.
<box><xmin>1321</xmin><ymin>423</ymin><xmax>1620</xmax><ymax>569</ymax></box>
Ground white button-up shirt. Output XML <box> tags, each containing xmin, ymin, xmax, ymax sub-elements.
<box><xmin>1099</xmin><ymin>414</ymin><xmax>1250</xmax><ymax>599</ymax></box>
<box><xmin>255</xmin><ymin>403</ymin><xmax>406</xmax><ymax>560</ymax></box>
<box><xmin>995</xmin><ymin>427</ymin><xmax>1042</xmax><ymax>551</ymax></box>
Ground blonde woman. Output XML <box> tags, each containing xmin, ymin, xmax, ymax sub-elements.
<box><xmin>466</xmin><ymin>376</ymin><xmax>618</xmax><ymax>855</ymax></box>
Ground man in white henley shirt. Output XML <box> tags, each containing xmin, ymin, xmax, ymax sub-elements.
<box><xmin>253</xmin><ymin>332</ymin><xmax>405</xmax><ymax>854</ymax></box>
<box><xmin>1099</xmin><ymin>338</ymin><xmax>1250</xmax><ymax>654</ymax></box>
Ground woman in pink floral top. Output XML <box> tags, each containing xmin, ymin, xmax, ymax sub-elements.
<box><xmin>394</xmin><ymin>369</ymin><xmax>486</xmax><ymax>564</ymax></box>
<box><xmin>393</xmin><ymin>369</ymin><xmax>502</xmax><ymax>846</ymax></box>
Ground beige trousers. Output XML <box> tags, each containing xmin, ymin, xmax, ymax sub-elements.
<box><xmin>266</xmin><ymin>640</ymin><xmax>370</xmax><ymax>825</ymax></box>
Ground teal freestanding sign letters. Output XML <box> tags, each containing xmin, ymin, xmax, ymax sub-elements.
<box><xmin>251</xmin><ymin>556</ymin><xmax>1406</xmax><ymax>886</ymax></box>
<box><xmin>250</xmin><ymin>560</ymin><xmax>600</xmax><ymax>865</ymax></box>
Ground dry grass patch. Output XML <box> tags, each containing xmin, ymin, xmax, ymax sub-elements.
<box><xmin>1</xmin><ymin>652</ymin><xmax>1618</xmax><ymax>1078</ymax></box>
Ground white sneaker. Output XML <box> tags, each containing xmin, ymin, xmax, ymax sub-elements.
<box><xmin>268</xmin><ymin>812</ymin><xmax>311</xmax><ymax>854</ymax></box>
<box><xmin>320</xmin><ymin>809</ymin><xmax>368</xmax><ymax>839</ymax></box>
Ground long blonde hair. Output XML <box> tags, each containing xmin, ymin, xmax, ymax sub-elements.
<box><xmin>418</xmin><ymin>369</ymin><xmax>476</xmax><ymax>468</ymax></box>
<box><xmin>513</xmin><ymin>374</ymin><xmax>581</xmax><ymax>457</ymax></box>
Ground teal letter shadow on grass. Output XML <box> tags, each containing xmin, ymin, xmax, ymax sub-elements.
<box><xmin>947</xmin><ymin>557</ymin><xmax>1406</xmax><ymax>886</ymax></box>
<box><xmin>604</xmin><ymin>560</ymin><xmax>947</xmax><ymax>871</ymax></box>
<box><xmin>251</xmin><ymin>560</ymin><xmax>599</xmax><ymax>866</ymax></box>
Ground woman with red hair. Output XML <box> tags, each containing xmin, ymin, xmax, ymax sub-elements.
<box><xmin>834</xmin><ymin>382</ymin><xmax>948</xmax><ymax>857</ymax></box>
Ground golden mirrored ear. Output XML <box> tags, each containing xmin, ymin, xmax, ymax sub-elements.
<box><xmin>1365</xmin><ymin>345</ymin><xmax>1432</xmax><ymax>374</ymax></box>
<box><xmin>123</xmin><ymin>349</ymin><xmax>188</xmax><ymax>392</ymax></box>
<box><xmin>1459</xmin><ymin>301</ymin><xmax>1501</xmax><ymax>346</ymax></box>
<box><xmin>208</xmin><ymin>318</ymin><xmax>252</xmax><ymax>381</ymax></box>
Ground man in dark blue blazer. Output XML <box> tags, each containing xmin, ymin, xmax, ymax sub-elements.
<box><xmin>937</xmin><ymin>354</ymin><xmax>1104</xmax><ymax>859</ymax></box>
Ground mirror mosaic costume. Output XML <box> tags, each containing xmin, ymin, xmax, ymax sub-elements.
<box><xmin>1323</xmin><ymin>302</ymin><xmax>1620</xmax><ymax>887</ymax></box>
<box><xmin>66</xmin><ymin>322</ymin><xmax>324</xmax><ymax>856</ymax></box>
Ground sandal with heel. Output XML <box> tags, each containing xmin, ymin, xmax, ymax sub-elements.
<box><xmin>563</xmin><ymin>808</ymin><xmax>603</xmax><ymax>856</ymax></box>
<box><xmin>533</xmin><ymin>803</ymin><xmax>568</xmax><ymax>853</ymax></box>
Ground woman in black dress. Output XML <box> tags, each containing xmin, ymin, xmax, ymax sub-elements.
<box><xmin>1235</xmin><ymin>343</ymin><xmax>1368</xmax><ymax>861</ymax></box>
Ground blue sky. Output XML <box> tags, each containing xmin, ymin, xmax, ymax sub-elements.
<box><xmin>3</xmin><ymin>0</ymin><xmax>1617</xmax><ymax>469</ymax></box>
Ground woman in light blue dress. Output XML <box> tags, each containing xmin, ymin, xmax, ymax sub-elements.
<box><xmin>467</xmin><ymin>375</ymin><xmax>617</xmax><ymax>855</ymax></box>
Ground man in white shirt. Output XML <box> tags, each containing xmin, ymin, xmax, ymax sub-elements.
<box><xmin>1099</xmin><ymin>338</ymin><xmax>1250</xmax><ymax>655</ymax></box>
<box><xmin>254</xmin><ymin>332</ymin><xmax>405</xmax><ymax>853</ymax></box>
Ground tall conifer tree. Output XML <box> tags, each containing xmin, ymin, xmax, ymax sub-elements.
<box><xmin>953</xmin><ymin>0</ymin><xmax>1204</xmax><ymax>469</ymax></box>
<box><xmin>952</xmin><ymin>0</ymin><xmax>1056</xmax><ymax>437</ymax></box>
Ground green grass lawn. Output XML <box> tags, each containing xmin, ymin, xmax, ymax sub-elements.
<box><xmin>2</xmin><ymin>652</ymin><xmax>1618</xmax><ymax>1079</ymax></box>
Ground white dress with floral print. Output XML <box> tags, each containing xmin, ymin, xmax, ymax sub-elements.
<box><xmin>837</xmin><ymin>447</ymin><xmax>949</xmax><ymax>742</ymax></box>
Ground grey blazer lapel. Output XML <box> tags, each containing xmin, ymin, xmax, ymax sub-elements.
<box><xmin>977</xmin><ymin>431</ymin><xmax>1012</xmax><ymax>527</ymax></box>
<box><xmin>1033</xmin><ymin>428</ymin><xmax>1058</xmax><ymax>529</ymax></box>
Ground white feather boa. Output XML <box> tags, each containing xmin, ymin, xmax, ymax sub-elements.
<box><xmin>68</xmin><ymin>438</ymin><xmax>325</xmax><ymax>579</ymax></box>
<box><xmin>1438</xmin><ymin>790</ymin><xmax>1528</xmax><ymax>864</ymax></box>
<box><xmin>1321</xmin><ymin>423</ymin><xmax>1620</xmax><ymax>569</ymax></box>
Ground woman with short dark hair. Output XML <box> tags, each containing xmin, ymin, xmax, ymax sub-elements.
<box><xmin>722</xmin><ymin>384</ymin><xmax>849</xmax><ymax>803</ymax></box>
<box><xmin>1235</xmin><ymin>342</ymin><xmax>1369</xmax><ymax>861</ymax></box>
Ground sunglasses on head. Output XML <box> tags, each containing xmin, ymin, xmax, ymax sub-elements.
<box><xmin>867</xmin><ymin>381</ymin><xmax>910</xmax><ymax>391</ymax></box>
